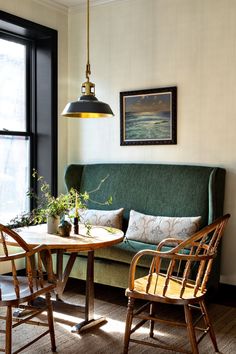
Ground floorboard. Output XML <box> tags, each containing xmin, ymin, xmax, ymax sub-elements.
<box><xmin>1</xmin><ymin>280</ymin><xmax>235</xmax><ymax>353</ymax></box>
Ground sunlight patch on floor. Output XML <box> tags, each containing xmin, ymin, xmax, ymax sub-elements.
<box><xmin>54</xmin><ymin>311</ymin><xmax>167</xmax><ymax>338</ymax></box>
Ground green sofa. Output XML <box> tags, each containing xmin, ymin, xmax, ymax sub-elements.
<box><xmin>64</xmin><ymin>163</ymin><xmax>226</xmax><ymax>289</ymax></box>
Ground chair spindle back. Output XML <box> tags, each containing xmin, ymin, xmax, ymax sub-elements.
<box><xmin>0</xmin><ymin>224</ymin><xmax>54</xmax><ymax>302</ymax></box>
<box><xmin>129</xmin><ymin>214</ymin><xmax>230</xmax><ymax>299</ymax></box>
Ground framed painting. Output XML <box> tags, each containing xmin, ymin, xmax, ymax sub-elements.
<box><xmin>120</xmin><ymin>86</ymin><xmax>177</xmax><ymax>145</ymax></box>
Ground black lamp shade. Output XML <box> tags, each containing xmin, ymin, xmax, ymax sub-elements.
<box><xmin>62</xmin><ymin>94</ymin><xmax>114</xmax><ymax>118</ymax></box>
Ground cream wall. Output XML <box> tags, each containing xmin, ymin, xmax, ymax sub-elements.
<box><xmin>0</xmin><ymin>0</ymin><xmax>69</xmax><ymax>193</ymax></box>
<box><xmin>1</xmin><ymin>0</ymin><xmax>235</xmax><ymax>286</ymax></box>
<box><xmin>68</xmin><ymin>0</ymin><xmax>236</xmax><ymax>286</ymax></box>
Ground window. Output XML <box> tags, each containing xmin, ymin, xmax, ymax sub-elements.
<box><xmin>0</xmin><ymin>11</ymin><xmax>58</xmax><ymax>224</ymax></box>
<box><xmin>0</xmin><ymin>36</ymin><xmax>30</xmax><ymax>223</ymax></box>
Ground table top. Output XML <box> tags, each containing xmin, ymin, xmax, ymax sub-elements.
<box><xmin>7</xmin><ymin>224</ymin><xmax>124</xmax><ymax>252</ymax></box>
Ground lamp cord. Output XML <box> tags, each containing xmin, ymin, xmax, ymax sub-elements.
<box><xmin>86</xmin><ymin>0</ymin><xmax>91</xmax><ymax>80</ymax></box>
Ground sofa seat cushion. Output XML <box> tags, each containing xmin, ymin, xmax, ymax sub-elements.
<box><xmin>94</xmin><ymin>239</ymin><xmax>170</xmax><ymax>268</ymax></box>
<box><xmin>94</xmin><ymin>239</ymin><xmax>190</xmax><ymax>273</ymax></box>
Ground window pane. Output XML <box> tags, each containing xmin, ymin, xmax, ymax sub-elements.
<box><xmin>0</xmin><ymin>135</ymin><xmax>29</xmax><ymax>224</ymax></box>
<box><xmin>0</xmin><ymin>38</ymin><xmax>26</xmax><ymax>131</ymax></box>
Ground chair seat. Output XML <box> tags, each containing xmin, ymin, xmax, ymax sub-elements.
<box><xmin>127</xmin><ymin>273</ymin><xmax>205</xmax><ymax>303</ymax></box>
<box><xmin>0</xmin><ymin>275</ymin><xmax>55</xmax><ymax>305</ymax></box>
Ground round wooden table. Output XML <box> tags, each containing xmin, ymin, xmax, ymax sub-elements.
<box><xmin>9</xmin><ymin>223</ymin><xmax>124</xmax><ymax>251</ymax></box>
<box><xmin>9</xmin><ymin>223</ymin><xmax>124</xmax><ymax>332</ymax></box>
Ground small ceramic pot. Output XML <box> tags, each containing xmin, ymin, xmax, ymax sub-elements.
<box><xmin>47</xmin><ymin>215</ymin><xmax>60</xmax><ymax>234</ymax></box>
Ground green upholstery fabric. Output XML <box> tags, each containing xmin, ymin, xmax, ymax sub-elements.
<box><xmin>95</xmin><ymin>240</ymin><xmax>157</xmax><ymax>267</ymax></box>
<box><xmin>64</xmin><ymin>163</ymin><xmax>226</xmax><ymax>289</ymax></box>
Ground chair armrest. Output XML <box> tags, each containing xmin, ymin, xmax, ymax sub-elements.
<box><xmin>128</xmin><ymin>249</ymin><xmax>167</xmax><ymax>290</ymax></box>
<box><xmin>27</xmin><ymin>244</ymin><xmax>51</xmax><ymax>256</ymax></box>
<box><xmin>0</xmin><ymin>250</ymin><xmax>27</xmax><ymax>261</ymax></box>
<box><xmin>156</xmin><ymin>238</ymin><xmax>183</xmax><ymax>251</ymax></box>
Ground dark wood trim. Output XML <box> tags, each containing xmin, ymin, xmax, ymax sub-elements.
<box><xmin>0</xmin><ymin>10</ymin><xmax>57</xmax><ymax>39</ymax></box>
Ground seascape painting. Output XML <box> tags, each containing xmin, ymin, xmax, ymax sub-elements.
<box><xmin>120</xmin><ymin>87</ymin><xmax>177</xmax><ymax>145</ymax></box>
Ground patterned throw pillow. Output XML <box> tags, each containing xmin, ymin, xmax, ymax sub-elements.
<box><xmin>79</xmin><ymin>208</ymin><xmax>124</xmax><ymax>229</ymax></box>
<box><xmin>126</xmin><ymin>210</ymin><xmax>201</xmax><ymax>244</ymax></box>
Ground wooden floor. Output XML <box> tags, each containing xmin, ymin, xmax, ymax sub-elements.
<box><xmin>1</xmin><ymin>281</ymin><xmax>236</xmax><ymax>354</ymax></box>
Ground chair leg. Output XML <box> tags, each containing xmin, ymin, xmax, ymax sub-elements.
<box><xmin>184</xmin><ymin>304</ymin><xmax>199</xmax><ymax>354</ymax></box>
<box><xmin>123</xmin><ymin>297</ymin><xmax>134</xmax><ymax>354</ymax></box>
<box><xmin>200</xmin><ymin>300</ymin><xmax>219</xmax><ymax>352</ymax></box>
<box><xmin>45</xmin><ymin>292</ymin><xmax>56</xmax><ymax>352</ymax></box>
<box><xmin>5</xmin><ymin>306</ymin><xmax>12</xmax><ymax>354</ymax></box>
<box><xmin>149</xmin><ymin>302</ymin><xmax>155</xmax><ymax>338</ymax></box>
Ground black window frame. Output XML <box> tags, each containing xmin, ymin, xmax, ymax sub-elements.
<box><xmin>0</xmin><ymin>10</ymin><xmax>58</xmax><ymax>209</ymax></box>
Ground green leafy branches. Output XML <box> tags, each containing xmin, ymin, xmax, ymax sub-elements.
<box><xmin>27</xmin><ymin>169</ymin><xmax>90</xmax><ymax>223</ymax></box>
<box><xmin>9</xmin><ymin>170</ymin><xmax>112</xmax><ymax>228</ymax></box>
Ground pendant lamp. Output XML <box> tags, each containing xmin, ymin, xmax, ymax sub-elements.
<box><xmin>62</xmin><ymin>0</ymin><xmax>114</xmax><ymax>118</ymax></box>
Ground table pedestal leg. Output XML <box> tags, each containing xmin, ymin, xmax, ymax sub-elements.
<box><xmin>71</xmin><ymin>250</ymin><xmax>107</xmax><ymax>333</ymax></box>
<box><xmin>56</xmin><ymin>250</ymin><xmax>78</xmax><ymax>300</ymax></box>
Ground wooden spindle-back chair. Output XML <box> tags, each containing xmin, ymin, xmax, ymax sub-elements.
<box><xmin>123</xmin><ymin>214</ymin><xmax>230</xmax><ymax>354</ymax></box>
<box><xmin>0</xmin><ymin>224</ymin><xmax>56</xmax><ymax>354</ymax></box>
